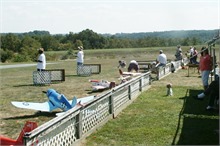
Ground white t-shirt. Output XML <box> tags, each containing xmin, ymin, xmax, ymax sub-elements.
<box><xmin>37</xmin><ymin>53</ymin><xmax>46</xmax><ymax>69</ymax></box>
<box><xmin>157</xmin><ymin>53</ymin><xmax>167</xmax><ymax>64</ymax></box>
<box><xmin>130</xmin><ymin>60</ymin><xmax>138</xmax><ymax>65</ymax></box>
<box><xmin>190</xmin><ymin>47</ymin><xmax>194</xmax><ymax>56</ymax></box>
<box><xmin>77</xmin><ymin>51</ymin><xmax>84</xmax><ymax>63</ymax></box>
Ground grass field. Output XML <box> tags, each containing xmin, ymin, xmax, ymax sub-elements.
<box><xmin>0</xmin><ymin>46</ymin><xmax>219</xmax><ymax>145</ymax></box>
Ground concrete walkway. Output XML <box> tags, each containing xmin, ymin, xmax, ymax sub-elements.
<box><xmin>0</xmin><ymin>63</ymin><xmax>55</xmax><ymax>69</ymax></box>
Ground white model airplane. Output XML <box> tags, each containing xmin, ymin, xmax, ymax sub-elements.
<box><xmin>119</xmin><ymin>69</ymin><xmax>142</xmax><ymax>76</ymax></box>
<box><xmin>118</xmin><ymin>69</ymin><xmax>142</xmax><ymax>81</ymax></box>
<box><xmin>89</xmin><ymin>79</ymin><xmax>116</xmax><ymax>91</ymax></box>
<box><xmin>11</xmin><ymin>89</ymin><xmax>95</xmax><ymax>113</ymax></box>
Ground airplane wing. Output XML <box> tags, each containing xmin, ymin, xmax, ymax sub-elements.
<box><xmin>69</xmin><ymin>95</ymin><xmax>95</xmax><ymax>104</ymax></box>
<box><xmin>56</xmin><ymin>95</ymin><xmax>95</xmax><ymax>116</ymax></box>
<box><xmin>119</xmin><ymin>75</ymin><xmax>132</xmax><ymax>81</ymax></box>
<box><xmin>122</xmin><ymin>71</ymin><xmax>142</xmax><ymax>76</ymax></box>
<box><xmin>92</xmin><ymin>85</ymin><xmax>107</xmax><ymax>91</ymax></box>
<box><xmin>119</xmin><ymin>69</ymin><xmax>141</xmax><ymax>77</ymax></box>
<box><xmin>11</xmin><ymin>101</ymin><xmax>58</xmax><ymax>112</ymax></box>
<box><xmin>77</xmin><ymin>95</ymin><xmax>95</xmax><ymax>104</ymax></box>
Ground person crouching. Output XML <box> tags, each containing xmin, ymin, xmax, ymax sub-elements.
<box><xmin>128</xmin><ymin>60</ymin><xmax>139</xmax><ymax>72</ymax></box>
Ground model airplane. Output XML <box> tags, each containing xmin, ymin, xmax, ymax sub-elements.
<box><xmin>0</xmin><ymin>121</ymin><xmax>37</xmax><ymax>146</ymax></box>
<box><xmin>89</xmin><ymin>79</ymin><xmax>116</xmax><ymax>91</ymax></box>
<box><xmin>118</xmin><ymin>69</ymin><xmax>142</xmax><ymax>81</ymax></box>
<box><xmin>119</xmin><ymin>69</ymin><xmax>142</xmax><ymax>76</ymax></box>
<box><xmin>11</xmin><ymin>89</ymin><xmax>95</xmax><ymax>113</ymax></box>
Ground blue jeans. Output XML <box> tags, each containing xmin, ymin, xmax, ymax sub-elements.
<box><xmin>77</xmin><ymin>62</ymin><xmax>83</xmax><ymax>66</ymax></box>
<box><xmin>157</xmin><ymin>63</ymin><xmax>166</xmax><ymax>67</ymax></box>
<box><xmin>201</xmin><ymin>70</ymin><xmax>211</xmax><ymax>86</ymax></box>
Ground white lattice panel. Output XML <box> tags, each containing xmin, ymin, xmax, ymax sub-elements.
<box><xmin>50</xmin><ymin>70</ymin><xmax>63</xmax><ymax>81</ymax></box>
<box><xmin>165</xmin><ymin>66</ymin><xmax>170</xmax><ymax>74</ymax></box>
<box><xmin>33</xmin><ymin>71</ymin><xmax>51</xmax><ymax>85</ymax></box>
<box><xmin>77</xmin><ymin>66</ymin><xmax>92</xmax><ymax>76</ymax></box>
<box><xmin>131</xmin><ymin>81</ymin><xmax>140</xmax><ymax>98</ymax></box>
<box><xmin>113</xmin><ymin>88</ymin><xmax>129</xmax><ymax>111</ymax></box>
<box><xmin>26</xmin><ymin>119</ymin><xmax>77</xmax><ymax>146</ymax></box>
<box><xmin>82</xmin><ymin>98</ymin><xmax>109</xmax><ymax>134</ymax></box>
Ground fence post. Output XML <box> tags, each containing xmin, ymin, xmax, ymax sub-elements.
<box><xmin>139</xmin><ymin>78</ymin><xmax>142</xmax><ymax>92</ymax></box>
<box><xmin>76</xmin><ymin>111</ymin><xmax>82</xmax><ymax>139</ymax></box>
<box><xmin>128</xmin><ymin>85</ymin><xmax>131</xmax><ymax>100</ymax></box>
<box><xmin>109</xmin><ymin>95</ymin><xmax>115</xmax><ymax>118</ymax></box>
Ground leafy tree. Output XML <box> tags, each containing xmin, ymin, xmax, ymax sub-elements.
<box><xmin>182</xmin><ymin>37</ymin><xmax>190</xmax><ymax>46</ymax></box>
<box><xmin>74</xmin><ymin>40</ymin><xmax>83</xmax><ymax>49</ymax></box>
<box><xmin>40</xmin><ymin>35</ymin><xmax>59</xmax><ymax>51</ymax></box>
<box><xmin>77</xmin><ymin>29</ymin><xmax>106</xmax><ymax>49</ymax></box>
<box><xmin>20</xmin><ymin>36</ymin><xmax>41</xmax><ymax>61</ymax></box>
<box><xmin>1</xmin><ymin>33</ymin><xmax>21</xmax><ymax>52</ymax></box>
<box><xmin>0</xmin><ymin>49</ymin><xmax>13</xmax><ymax>62</ymax></box>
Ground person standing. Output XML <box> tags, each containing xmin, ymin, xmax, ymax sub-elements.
<box><xmin>189</xmin><ymin>46</ymin><xmax>194</xmax><ymax>63</ymax></box>
<box><xmin>156</xmin><ymin>50</ymin><xmax>167</xmax><ymax>67</ymax></box>
<box><xmin>199</xmin><ymin>47</ymin><xmax>212</xmax><ymax>90</ymax></box>
<box><xmin>175</xmin><ymin>45</ymin><xmax>182</xmax><ymax>61</ymax></box>
<box><xmin>192</xmin><ymin>47</ymin><xmax>199</xmax><ymax>64</ymax></box>
<box><xmin>37</xmin><ymin>48</ymin><xmax>46</xmax><ymax>71</ymax></box>
<box><xmin>77</xmin><ymin>46</ymin><xmax>84</xmax><ymax>66</ymax></box>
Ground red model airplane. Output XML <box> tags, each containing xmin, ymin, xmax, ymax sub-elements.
<box><xmin>0</xmin><ymin>121</ymin><xmax>38</xmax><ymax>146</ymax></box>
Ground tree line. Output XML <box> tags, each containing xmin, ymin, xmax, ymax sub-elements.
<box><xmin>0</xmin><ymin>29</ymin><xmax>217</xmax><ymax>62</ymax></box>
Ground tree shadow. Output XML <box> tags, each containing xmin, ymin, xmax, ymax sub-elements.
<box><xmin>172</xmin><ymin>89</ymin><xmax>219</xmax><ymax>145</ymax></box>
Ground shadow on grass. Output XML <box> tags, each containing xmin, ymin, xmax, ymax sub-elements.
<box><xmin>86</xmin><ymin>89</ymin><xmax>108</xmax><ymax>94</ymax></box>
<box><xmin>3</xmin><ymin>111</ymin><xmax>57</xmax><ymax>120</ymax></box>
<box><xmin>13</xmin><ymin>82</ymin><xmax>63</xmax><ymax>87</ymax></box>
<box><xmin>13</xmin><ymin>84</ymin><xmax>35</xmax><ymax>87</ymax></box>
<box><xmin>66</xmin><ymin>74</ymin><xmax>91</xmax><ymax>78</ymax></box>
<box><xmin>172</xmin><ymin>89</ymin><xmax>219</xmax><ymax>145</ymax></box>
<box><xmin>65</xmin><ymin>74</ymin><xmax>78</xmax><ymax>78</ymax></box>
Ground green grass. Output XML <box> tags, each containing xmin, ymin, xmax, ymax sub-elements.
<box><xmin>0</xmin><ymin>46</ymin><xmax>219</xmax><ymax>145</ymax></box>
<box><xmin>84</xmin><ymin>79</ymin><xmax>219</xmax><ymax>145</ymax></box>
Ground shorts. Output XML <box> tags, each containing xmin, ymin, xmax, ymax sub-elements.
<box><xmin>128</xmin><ymin>63</ymin><xmax>138</xmax><ymax>72</ymax></box>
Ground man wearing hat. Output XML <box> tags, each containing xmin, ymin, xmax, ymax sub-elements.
<box><xmin>77</xmin><ymin>46</ymin><xmax>84</xmax><ymax>66</ymax></box>
<box><xmin>156</xmin><ymin>50</ymin><xmax>167</xmax><ymax>67</ymax></box>
<box><xmin>37</xmin><ymin>48</ymin><xmax>46</xmax><ymax>71</ymax></box>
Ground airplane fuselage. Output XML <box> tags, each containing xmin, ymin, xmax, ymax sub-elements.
<box><xmin>47</xmin><ymin>89</ymin><xmax>72</xmax><ymax>111</ymax></box>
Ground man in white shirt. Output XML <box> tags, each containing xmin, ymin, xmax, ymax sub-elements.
<box><xmin>156</xmin><ymin>50</ymin><xmax>167</xmax><ymax>67</ymax></box>
<box><xmin>77</xmin><ymin>46</ymin><xmax>84</xmax><ymax>66</ymax></box>
<box><xmin>37</xmin><ymin>48</ymin><xmax>46</xmax><ymax>71</ymax></box>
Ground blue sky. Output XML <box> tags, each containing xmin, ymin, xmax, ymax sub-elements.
<box><xmin>1</xmin><ymin>0</ymin><xmax>219</xmax><ymax>34</ymax></box>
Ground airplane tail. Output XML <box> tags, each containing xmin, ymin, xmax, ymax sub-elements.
<box><xmin>119</xmin><ymin>69</ymin><xmax>123</xmax><ymax>75</ymax></box>
<box><xmin>0</xmin><ymin>121</ymin><xmax>37</xmax><ymax>145</ymax></box>
<box><xmin>71</xmin><ymin>96</ymin><xmax>77</xmax><ymax>107</ymax></box>
<box><xmin>109</xmin><ymin>82</ymin><xmax>116</xmax><ymax>89</ymax></box>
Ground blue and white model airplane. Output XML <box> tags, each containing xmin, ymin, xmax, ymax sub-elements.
<box><xmin>11</xmin><ymin>89</ymin><xmax>95</xmax><ymax>113</ymax></box>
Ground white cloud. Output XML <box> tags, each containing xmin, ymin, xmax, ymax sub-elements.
<box><xmin>1</xmin><ymin>0</ymin><xmax>219</xmax><ymax>34</ymax></box>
